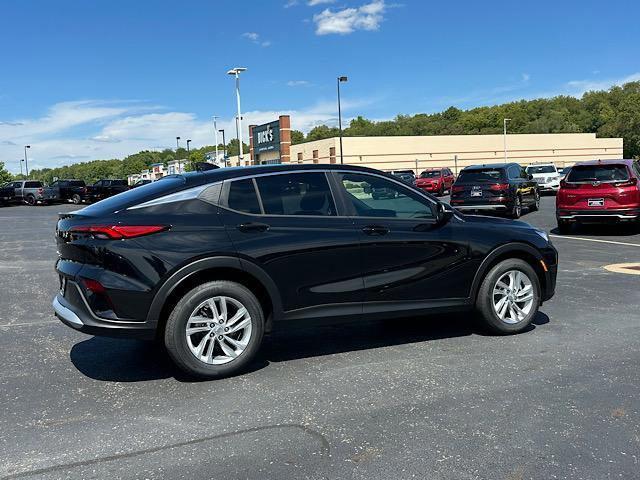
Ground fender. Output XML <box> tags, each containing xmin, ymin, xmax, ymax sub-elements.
<box><xmin>145</xmin><ymin>255</ymin><xmax>283</xmax><ymax>325</ymax></box>
<box><xmin>468</xmin><ymin>242</ymin><xmax>545</xmax><ymax>300</ymax></box>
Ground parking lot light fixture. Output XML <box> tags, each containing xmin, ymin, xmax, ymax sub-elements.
<box><xmin>503</xmin><ymin>118</ymin><xmax>511</xmax><ymax>163</ymax></box>
<box><xmin>219</xmin><ymin>129</ymin><xmax>226</xmax><ymax>166</ymax></box>
<box><xmin>24</xmin><ymin>145</ymin><xmax>31</xmax><ymax>178</ymax></box>
<box><xmin>176</xmin><ymin>136</ymin><xmax>181</xmax><ymax>151</ymax></box>
<box><xmin>227</xmin><ymin>67</ymin><xmax>247</xmax><ymax>162</ymax></box>
<box><xmin>186</xmin><ymin>139</ymin><xmax>191</xmax><ymax>154</ymax></box>
<box><xmin>337</xmin><ymin>76</ymin><xmax>348</xmax><ymax>164</ymax></box>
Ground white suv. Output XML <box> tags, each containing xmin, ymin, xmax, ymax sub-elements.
<box><xmin>526</xmin><ymin>163</ymin><xmax>561</xmax><ymax>193</ymax></box>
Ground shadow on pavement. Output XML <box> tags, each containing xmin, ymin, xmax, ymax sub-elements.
<box><xmin>70</xmin><ymin>311</ymin><xmax>550</xmax><ymax>382</ymax></box>
<box><xmin>550</xmin><ymin>223</ymin><xmax>639</xmax><ymax>237</ymax></box>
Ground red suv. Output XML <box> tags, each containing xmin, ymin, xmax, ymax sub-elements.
<box><xmin>415</xmin><ymin>168</ymin><xmax>455</xmax><ymax>196</ymax></box>
<box><xmin>556</xmin><ymin>159</ymin><xmax>640</xmax><ymax>233</ymax></box>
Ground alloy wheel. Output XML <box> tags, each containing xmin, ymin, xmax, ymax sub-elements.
<box><xmin>492</xmin><ymin>270</ymin><xmax>535</xmax><ymax>324</ymax></box>
<box><xmin>185</xmin><ymin>296</ymin><xmax>252</xmax><ymax>365</ymax></box>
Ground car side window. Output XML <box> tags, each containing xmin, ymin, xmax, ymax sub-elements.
<box><xmin>227</xmin><ymin>179</ymin><xmax>261</xmax><ymax>214</ymax></box>
<box><xmin>338</xmin><ymin>173</ymin><xmax>434</xmax><ymax>219</ymax></box>
<box><xmin>507</xmin><ymin>166</ymin><xmax>519</xmax><ymax>179</ymax></box>
<box><xmin>50</xmin><ymin>181</ymin><xmax>58</xmax><ymax>188</ymax></box>
<box><xmin>255</xmin><ymin>172</ymin><xmax>336</xmax><ymax>216</ymax></box>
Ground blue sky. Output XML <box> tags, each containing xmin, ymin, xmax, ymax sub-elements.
<box><xmin>1</xmin><ymin>0</ymin><xmax>639</xmax><ymax>172</ymax></box>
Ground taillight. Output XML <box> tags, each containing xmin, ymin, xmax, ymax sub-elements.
<box><xmin>452</xmin><ymin>185</ymin><xmax>465</xmax><ymax>193</ymax></box>
<box><xmin>69</xmin><ymin>225</ymin><xmax>169</xmax><ymax>239</ymax></box>
<box><xmin>489</xmin><ymin>183</ymin><xmax>510</xmax><ymax>191</ymax></box>
<box><xmin>617</xmin><ymin>177</ymin><xmax>638</xmax><ymax>188</ymax></box>
<box><xmin>82</xmin><ymin>187</ymin><xmax>87</xmax><ymax>193</ymax></box>
<box><xmin>560</xmin><ymin>180</ymin><xmax>578</xmax><ymax>189</ymax></box>
<box><xmin>37</xmin><ymin>188</ymin><xmax>44</xmax><ymax>194</ymax></box>
<box><xmin>81</xmin><ymin>277</ymin><xmax>106</xmax><ymax>294</ymax></box>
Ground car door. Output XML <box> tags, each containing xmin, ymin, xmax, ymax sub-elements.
<box><xmin>10</xmin><ymin>182</ymin><xmax>22</xmax><ymax>199</ymax></box>
<box><xmin>220</xmin><ymin>171</ymin><xmax>364</xmax><ymax>317</ymax></box>
<box><xmin>519</xmin><ymin>166</ymin><xmax>537</xmax><ymax>204</ymax></box>
<box><xmin>332</xmin><ymin>171</ymin><xmax>471</xmax><ymax>313</ymax></box>
<box><xmin>444</xmin><ymin>169</ymin><xmax>455</xmax><ymax>190</ymax></box>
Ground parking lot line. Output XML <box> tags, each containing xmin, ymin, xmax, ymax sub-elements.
<box><xmin>549</xmin><ymin>234</ymin><xmax>640</xmax><ymax>248</ymax></box>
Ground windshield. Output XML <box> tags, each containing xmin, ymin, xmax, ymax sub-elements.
<box><xmin>420</xmin><ymin>171</ymin><xmax>441</xmax><ymax>178</ymax></box>
<box><xmin>457</xmin><ymin>169</ymin><xmax>505</xmax><ymax>183</ymax></box>
<box><xmin>566</xmin><ymin>164</ymin><xmax>629</xmax><ymax>183</ymax></box>
<box><xmin>527</xmin><ymin>165</ymin><xmax>556</xmax><ymax>174</ymax></box>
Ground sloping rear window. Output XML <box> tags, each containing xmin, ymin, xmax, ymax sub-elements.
<box><xmin>567</xmin><ymin>164</ymin><xmax>629</xmax><ymax>183</ymax></box>
<box><xmin>457</xmin><ymin>169</ymin><xmax>505</xmax><ymax>183</ymax></box>
<box><xmin>24</xmin><ymin>181</ymin><xmax>43</xmax><ymax>188</ymax></box>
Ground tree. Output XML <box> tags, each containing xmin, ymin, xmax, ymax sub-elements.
<box><xmin>0</xmin><ymin>162</ymin><xmax>11</xmax><ymax>184</ymax></box>
<box><xmin>291</xmin><ymin>130</ymin><xmax>305</xmax><ymax>145</ymax></box>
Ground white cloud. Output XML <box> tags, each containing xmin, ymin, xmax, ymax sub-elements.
<box><xmin>242</xmin><ymin>31</ymin><xmax>272</xmax><ymax>47</ymax></box>
<box><xmin>308</xmin><ymin>0</ymin><xmax>336</xmax><ymax>5</ymax></box>
<box><xmin>0</xmin><ymin>98</ymin><xmax>370</xmax><ymax>173</ymax></box>
<box><xmin>287</xmin><ymin>80</ymin><xmax>311</xmax><ymax>87</ymax></box>
<box><xmin>521</xmin><ymin>73</ymin><xmax>531</xmax><ymax>82</ymax></box>
<box><xmin>565</xmin><ymin>72</ymin><xmax>640</xmax><ymax>96</ymax></box>
<box><xmin>313</xmin><ymin>0</ymin><xmax>386</xmax><ymax>35</ymax></box>
<box><xmin>284</xmin><ymin>0</ymin><xmax>298</xmax><ymax>7</ymax></box>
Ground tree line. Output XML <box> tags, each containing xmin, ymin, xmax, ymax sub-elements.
<box><xmin>3</xmin><ymin>81</ymin><xmax>639</xmax><ymax>184</ymax></box>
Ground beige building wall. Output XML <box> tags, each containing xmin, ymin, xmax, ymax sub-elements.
<box><xmin>228</xmin><ymin>133</ymin><xmax>623</xmax><ymax>173</ymax></box>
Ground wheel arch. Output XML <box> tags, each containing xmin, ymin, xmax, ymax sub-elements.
<box><xmin>469</xmin><ymin>242</ymin><xmax>547</xmax><ymax>302</ymax></box>
<box><xmin>147</xmin><ymin>256</ymin><xmax>283</xmax><ymax>337</ymax></box>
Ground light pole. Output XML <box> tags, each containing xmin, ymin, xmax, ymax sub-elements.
<box><xmin>212</xmin><ymin>116</ymin><xmax>219</xmax><ymax>164</ymax></box>
<box><xmin>227</xmin><ymin>67</ymin><xmax>247</xmax><ymax>162</ymax></box>
<box><xmin>19</xmin><ymin>159</ymin><xmax>24</xmax><ymax>177</ymax></box>
<box><xmin>337</xmin><ymin>76</ymin><xmax>348</xmax><ymax>164</ymax></box>
<box><xmin>503</xmin><ymin>118</ymin><xmax>511</xmax><ymax>163</ymax></box>
<box><xmin>24</xmin><ymin>145</ymin><xmax>31</xmax><ymax>177</ymax></box>
<box><xmin>176</xmin><ymin>136</ymin><xmax>181</xmax><ymax>154</ymax></box>
<box><xmin>186</xmin><ymin>139</ymin><xmax>191</xmax><ymax>153</ymax></box>
<box><xmin>219</xmin><ymin>129</ymin><xmax>226</xmax><ymax>166</ymax></box>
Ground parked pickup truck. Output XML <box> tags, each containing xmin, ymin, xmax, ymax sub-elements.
<box><xmin>84</xmin><ymin>179</ymin><xmax>129</xmax><ymax>203</ymax></box>
<box><xmin>43</xmin><ymin>179</ymin><xmax>87</xmax><ymax>204</ymax></box>
<box><xmin>0</xmin><ymin>183</ymin><xmax>16</xmax><ymax>205</ymax></box>
<box><xmin>5</xmin><ymin>180</ymin><xmax>46</xmax><ymax>205</ymax></box>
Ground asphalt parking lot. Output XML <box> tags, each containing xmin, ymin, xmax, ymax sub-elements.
<box><xmin>0</xmin><ymin>197</ymin><xmax>639</xmax><ymax>480</ymax></box>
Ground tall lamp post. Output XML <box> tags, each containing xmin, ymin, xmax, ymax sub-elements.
<box><xmin>176</xmin><ymin>136</ymin><xmax>181</xmax><ymax>153</ymax></box>
<box><xmin>212</xmin><ymin>116</ymin><xmax>219</xmax><ymax>164</ymax></box>
<box><xmin>19</xmin><ymin>158</ymin><xmax>24</xmax><ymax>177</ymax></box>
<box><xmin>337</xmin><ymin>76</ymin><xmax>348</xmax><ymax>164</ymax></box>
<box><xmin>24</xmin><ymin>145</ymin><xmax>31</xmax><ymax>177</ymax></box>
<box><xmin>227</xmin><ymin>67</ymin><xmax>247</xmax><ymax>162</ymax></box>
<box><xmin>218</xmin><ymin>129</ymin><xmax>226</xmax><ymax>166</ymax></box>
<box><xmin>186</xmin><ymin>139</ymin><xmax>191</xmax><ymax>153</ymax></box>
<box><xmin>503</xmin><ymin>118</ymin><xmax>511</xmax><ymax>163</ymax></box>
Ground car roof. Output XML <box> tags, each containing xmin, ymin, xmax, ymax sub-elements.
<box><xmin>180</xmin><ymin>163</ymin><xmax>398</xmax><ymax>186</ymax></box>
<box><xmin>572</xmin><ymin>159</ymin><xmax>635</xmax><ymax>167</ymax></box>
<box><xmin>462</xmin><ymin>163</ymin><xmax>517</xmax><ymax>171</ymax></box>
<box><xmin>526</xmin><ymin>163</ymin><xmax>556</xmax><ymax>167</ymax></box>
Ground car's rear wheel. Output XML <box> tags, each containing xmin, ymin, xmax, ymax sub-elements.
<box><xmin>509</xmin><ymin>196</ymin><xmax>522</xmax><ymax>219</ymax></box>
<box><xmin>25</xmin><ymin>194</ymin><xmax>36</xmax><ymax>206</ymax></box>
<box><xmin>530</xmin><ymin>191</ymin><xmax>540</xmax><ymax>211</ymax></box>
<box><xmin>476</xmin><ymin>259</ymin><xmax>540</xmax><ymax>334</ymax></box>
<box><xmin>72</xmin><ymin>194</ymin><xmax>82</xmax><ymax>204</ymax></box>
<box><xmin>164</xmin><ymin>281</ymin><xmax>264</xmax><ymax>379</ymax></box>
<box><xmin>438</xmin><ymin>184</ymin><xmax>445</xmax><ymax>197</ymax></box>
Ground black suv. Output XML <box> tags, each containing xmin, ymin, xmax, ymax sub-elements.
<box><xmin>450</xmin><ymin>163</ymin><xmax>540</xmax><ymax>218</ymax></box>
<box><xmin>53</xmin><ymin>164</ymin><xmax>557</xmax><ymax>378</ymax></box>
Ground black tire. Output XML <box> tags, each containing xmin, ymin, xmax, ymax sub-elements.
<box><xmin>438</xmin><ymin>184</ymin><xmax>445</xmax><ymax>197</ymax></box>
<box><xmin>72</xmin><ymin>194</ymin><xmax>82</xmax><ymax>205</ymax></box>
<box><xmin>530</xmin><ymin>191</ymin><xmax>540</xmax><ymax>212</ymax></box>
<box><xmin>557</xmin><ymin>220</ymin><xmax>571</xmax><ymax>234</ymax></box>
<box><xmin>25</xmin><ymin>194</ymin><xmax>36</xmax><ymax>206</ymax></box>
<box><xmin>476</xmin><ymin>259</ymin><xmax>541</xmax><ymax>334</ymax></box>
<box><xmin>509</xmin><ymin>196</ymin><xmax>522</xmax><ymax>219</ymax></box>
<box><xmin>164</xmin><ymin>280</ymin><xmax>264</xmax><ymax>379</ymax></box>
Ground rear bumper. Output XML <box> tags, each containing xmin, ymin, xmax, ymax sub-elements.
<box><xmin>416</xmin><ymin>184</ymin><xmax>440</xmax><ymax>192</ymax></box>
<box><xmin>53</xmin><ymin>285</ymin><xmax>156</xmax><ymax>340</ymax></box>
<box><xmin>557</xmin><ymin>208</ymin><xmax>640</xmax><ymax>222</ymax></box>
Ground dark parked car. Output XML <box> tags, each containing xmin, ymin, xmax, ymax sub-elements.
<box><xmin>390</xmin><ymin>170</ymin><xmax>416</xmax><ymax>184</ymax></box>
<box><xmin>0</xmin><ymin>183</ymin><xmax>15</xmax><ymax>205</ymax></box>
<box><xmin>450</xmin><ymin>163</ymin><xmax>540</xmax><ymax>218</ymax></box>
<box><xmin>131</xmin><ymin>179</ymin><xmax>153</xmax><ymax>188</ymax></box>
<box><xmin>43</xmin><ymin>179</ymin><xmax>87</xmax><ymax>204</ymax></box>
<box><xmin>84</xmin><ymin>179</ymin><xmax>129</xmax><ymax>202</ymax></box>
<box><xmin>556</xmin><ymin>159</ymin><xmax>640</xmax><ymax>233</ymax></box>
<box><xmin>53</xmin><ymin>164</ymin><xmax>557</xmax><ymax>378</ymax></box>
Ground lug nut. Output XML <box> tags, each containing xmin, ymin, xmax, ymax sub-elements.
<box><xmin>219</xmin><ymin>320</ymin><xmax>224</xmax><ymax>324</ymax></box>
<box><xmin>209</xmin><ymin>333</ymin><xmax>214</xmax><ymax>337</ymax></box>
<box><xmin>224</xmin><ymin>327</ymin><xmax>229</xmax><ymax>332</ymax></box>
<box><xmin>218</xmin><ymin>335</ymin><xmax>223</xmax><ymax>340</ymax></box>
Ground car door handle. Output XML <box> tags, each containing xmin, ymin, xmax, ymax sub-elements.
<box><xmin>362</xmin><ymin>225</ymin><xmax>389</xmax><ymax>236</ymax></box>
<box><xmin>237</xmin><ymin>222</ymin><xmax>270</xmax><ymax>233</ymax></box>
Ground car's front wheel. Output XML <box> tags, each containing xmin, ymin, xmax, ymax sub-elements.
<box><xmin>476</xmin><ymin>259</ymin><xmax>540</xmax><ymax>334</ymax></box>
<box><xmin>72</xmin><ymin>194</ymin><xmax>82</xmax><ymax>204</ymax></box>
<box><xmin>164</xmin><ymin>281</ymin><xmax>264</xmax><ymax>379</ymax></box>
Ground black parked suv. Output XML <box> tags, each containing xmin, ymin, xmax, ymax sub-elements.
<box><xmin>53</xmin><ymin>164</ymin><xmax>557</xmax><ymax>378</ymax></box>
<box><xmin>84</xmin><ymin>179</ymin><xmax>129</xmax><ymax>203</ymax></box>
<box><xmin>450</xmin><ymin>163</ymin><xmax>540</xmax><ymax>218</ymax></box>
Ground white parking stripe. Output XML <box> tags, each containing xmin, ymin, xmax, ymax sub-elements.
<box><xmin>549</xmin><ymin>234</ymin><xmax>640</xmax><ymax>248</ymax></box>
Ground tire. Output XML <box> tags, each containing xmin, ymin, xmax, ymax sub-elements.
<box><xmin>164</xmin><ymin>281</ymin><xmax>265</xmax><ymax>379</ymax></box>
<box><xmin>72</xmin><ymin>194</ymin><xmax>82</xmax><ymax>205</ymax></box>
<box><xmin>25</xmin><ymin>194</ymin><xmax>36</xmax><ymax>206</ymax></box>
<box><xmin>557</xmin><ymin>220</ymin><xmax>571</xmax><ymax>234</ymax></box>
<box><xmin>530</xmin><ymin>191</ymin><xmax>540</xmax><ymax>212</ymax></box>
<box><xmin>438</xmin><ymin>184</ymin><xmax>445</xmax><ymax>197</ymax></box>
<box><xmin>509</xmin><ymin>196</ymin><xmax>522</xmax><ymax>219</ymax></box>
<box><xmin>476</xmin><ymin>259</ymin><xmax>541</xmax><ymax>334</ymax></box>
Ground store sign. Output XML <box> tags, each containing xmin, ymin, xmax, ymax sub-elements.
<box><xmin>253</xmin><ymin>120</ymin><xmax>280</xmax><ymax>153</ymax></box>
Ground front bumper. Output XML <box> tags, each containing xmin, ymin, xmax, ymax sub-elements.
<box><xmin>538</xmin><ymin>183</ymin><xmax>560</xmax><ymax>192</ymax></box>
<box><xmin>416</xmin><ymin>184</ymin><xmax>439</xmax><ymax>192</ymax></box>
<box><xmin>53</xmin><ymin>282</ymin><xmax>156</xmax><ymax>340</ymax></box>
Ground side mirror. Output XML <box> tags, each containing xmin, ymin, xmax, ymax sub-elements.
<box><xmin>528</xmin><ymin>174</ymin><xmax>534</xmax><ymax>180</ymax></box>
<box><xmin>436</xmin><ymin>202</ymin><xmax>455</xmax><ymax>224</ymax></box>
